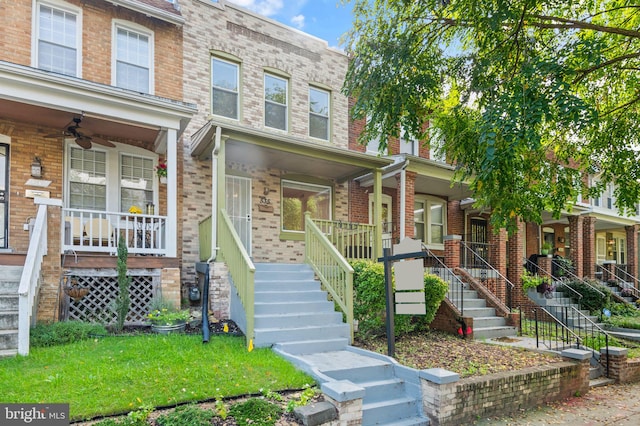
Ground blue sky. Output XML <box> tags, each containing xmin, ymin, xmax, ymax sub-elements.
<box><xmin>225</xmin><ymin>0</ymin><xmax>354</xmax><ymax>49</ymax></box>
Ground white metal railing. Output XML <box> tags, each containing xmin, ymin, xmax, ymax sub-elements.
<box><xmin>18</xmin><ymin>203</ymin><xmax>48</xmax><ymax>356</ymax></box>
<box><xmin>62</xmin><ymin>208</ymin><xmax>167</xmax><ymax>256</ymax></box>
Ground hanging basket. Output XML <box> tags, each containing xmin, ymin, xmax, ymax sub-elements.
<box><xmin>64</xmin><ymin>285</ymin><xmax>89</xmax><ymax>301</ymax></box>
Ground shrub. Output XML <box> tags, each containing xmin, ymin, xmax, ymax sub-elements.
<box><xmin>561</xmin><ymin>279</ymin><xmax>610</xmax><ymax>314</ymax></box>
<box><xmin>30</xmin><ymin>320</ymin><xmax>107</xmax><ymax>347</ymax></box>
<box><xmin>156</xmin><ymin>404</ymin><xmax>214</xmax><ymax>426</ymax></box>
<box><xmin>228</xmin><ymin>398</ymin><xmax>282</xmax><ymax>426</ymax></box>
<box><xmin>351</xmin><ymin>260</ymin><xmax>447</xmax><ymax>339</ymax></box>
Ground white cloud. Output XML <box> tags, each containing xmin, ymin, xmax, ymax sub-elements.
<box><xmin>290</xmin><ymin>14</ymin><xmax>305</xmax><ymax>29</ymax></box>
<box><xmin>226</xmin><ymin>0</ymin><xmax>284</xmax><ymax>17</ymax></box>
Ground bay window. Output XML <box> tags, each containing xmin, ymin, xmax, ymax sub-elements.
<box><xmin>414</xmin><ymin>196</ymin><xmax>446</xmax><ymax>247</ymax></box>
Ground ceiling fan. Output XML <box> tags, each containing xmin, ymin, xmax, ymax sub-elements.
<box><xmin>46</xmin><ymin>116</ymin><xmax>116</xmax><ymax>149</ymax></box>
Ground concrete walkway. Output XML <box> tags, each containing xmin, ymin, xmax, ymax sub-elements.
<box><xmin>473</xmin><ymin>381</ymin><xmax>640</xmax><ymax>425</ymax></box>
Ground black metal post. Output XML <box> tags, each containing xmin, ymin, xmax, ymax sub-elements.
<box><xmin>382</xmin><ymin>247</ymin><xmax>395</xmax><ymax>357</ymax></box>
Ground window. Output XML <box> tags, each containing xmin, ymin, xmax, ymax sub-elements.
<box><xmin>36</xmin><ymin>2</ymin><xmax>79</xmax><ymax>77</ymax></box>
<box><xmin>430</xmin><ymin>127</ymin><xmax>447</xmax><ymax>163</ymax></box>
<box><xmin>366</xmin><ymin>116</ymin><xmax>386</xmax><ymax>155</ymax></box>
<box><xmin>400</xmin><ymin>129</ymin><xmax>418</xmax><ymax>155</ymax></box>
<box><xmin>68</xmin><ymin>147</ymin><xmax>107</xmax><ymax>210</ymax></box>
<box><xmin>212</xmin><ymin>57</ymin><xmax>239</xmax><ymax>119</ymax></box>
<box><xmin>282</xmin><ymin>180</ymin><xmax>332</xmax><ymax>232</ymax></box>
<box><xmin>265</xmin><ymin>74</ymin><xmax>288</xmax><ymax>130</ymax></box>
<box><xmin>114</xmin><ymin>24</ymin><xmax>152</xmax><ymax>93</ymax></box>
<box><xmin>414</xmin><ymin>197</ymin><xmax>446</xmax><ymax>246</ymax></box>
<box><xmin>120</xmin><ymin>154</ymin><xmax>154</xmax><ymax>213</ymax></box>
<box><xmin>309</xmin><ymin>87</ymin><xmax>330</xmax><ymax>140</ymax></box>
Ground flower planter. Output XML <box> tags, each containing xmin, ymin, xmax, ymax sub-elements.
<box><xmin>159</xmin><ymin>176</ymin><xmax>167</xmax><ymax>184</ymax></box>
<box><xmin>151</xmin><ymin>321</ymin><xmax>186</xmax><ymax>334</ymax></box>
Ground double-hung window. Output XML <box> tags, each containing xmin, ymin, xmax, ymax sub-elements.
<box><xmin>265</xmin><ymin>74</ymin><xmax>288</xmax><ymax>130</ymax></box>
<box><xmin>414</xmin><ymin>196</ymin><xmax>446</xmax><ymax>247</ymax></box>
<box><xmin>282</xmin><ymin>180</ymin><xmax>332</xmax><ymax>232</ymax></box>
<box><xmin>400</xmin><ymin>129</ymin><xmax>418</xmax><ymax>155</ymax></box>
<box><xmin>68</xmin><ymin>147</ymin><xmax>107</xmax><ymax>210</ymax></box>
<box><xmin>309</xmin><ymin>87</ymin><xmax>330</xmax><ymax>140</ymax></box>
<box><xmin>36</xmin><ymin>2</ymin><xmax>79</xmax><ymax>77</ymax></box>
<box><xmin>212</xmin><ymin>57</ymin><xmax>239</xmax><ymax>119</ymax></box>
<box><xmin>120</xmin><ymin>154</ymin><xmax>154</xmax><ymax>213</ymax></box>
<box><xmin>114</xmin><ymin>23</ymin><xmax>152</xmax><ymax>93</ymax></box>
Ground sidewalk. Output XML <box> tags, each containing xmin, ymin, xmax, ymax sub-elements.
<box><xmin>473</xmin><ymin>381</ymin><xmax>640</xmax><ymax>425</ymax></box>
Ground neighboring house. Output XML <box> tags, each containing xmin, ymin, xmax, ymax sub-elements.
<box><xmin>0</xmin><ymin>0</ymin><xmax>196</xmax><ymax>355</ymax></box>
<box><xmin>179</xmin><ymin>0</ymin><xmax>391</xmax><ymax>325</ymax></box>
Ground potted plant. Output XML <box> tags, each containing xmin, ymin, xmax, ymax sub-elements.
<box><xmin>521</xmin><ymin>270</ymin><xmax>555</xmax><ymax>298</ymax></box>
<box><xmin>541</xmin><ymin>242</ymin><xmax>553</xmax><ymax>256</ymax></box>
<box><xmin>147</xmin><ymin>300</ymin><xmax>190</xmax><ymax>334</ymax></box>
<box><xmin>156</xmin><ymin>159</ymin><xmax>168</xmax><ymax>184</ymax></box>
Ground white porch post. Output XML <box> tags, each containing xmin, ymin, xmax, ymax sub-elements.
<box><xmin>166</xmin><ymin>128</ymin><xmax>178</xmax><ymax>257</ymax></box>
<box><xmin>373</xmin><ymin>168</ymin><xmax>383</xmax><ymax>259</ymax></box>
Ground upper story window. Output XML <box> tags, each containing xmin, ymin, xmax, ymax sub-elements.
<box><xmin>309</xmin><ymin>87</ymin><xmax>330</xmax><ymax>140</ymax></box>
<box><xmin>400</xmin><ymin>129</ymin><xmax>418</xmax><ymax>155</ymax></box>
<box><xmin>212</xmin><ymin>57</ymin><xmax>240</xmax><ymax>120</ymax></box>
<box><xmin>114</xmin><ymin>23</ymin><xmax>153</xmax><ymax>93</ymax></box>
<box><xmin>429</xmin><ymin>126</ymin><xmax>447</xmax><ymax>163</ymax></box>
<box><xmin>264</xmin><ymin>73</ymin><xmax>288</xmax><ymax>131</ymax></box>
<box><xmin>366</xmin><ymin>134</ymin><xmax>386</xmax><ymax>155</ymax></box>
<box><xmin>36</xmin><ymin>2</ymin><xmax>80</xmax><ymax>77</ymax></box>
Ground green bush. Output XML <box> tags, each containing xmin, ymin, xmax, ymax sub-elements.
<box><xmin>350</xmin><ymin>260</ymin><xmax>447</xmax><ymax>339</ymax></box>
<box><xmin>156</xmin><ymin>404</ymin><xmax>214</xmax><ymax>426</ymax></box>
<box><xmin>561</xmin><ymin>280</ymin><xmax>610</xmax><ymax>314</ymax></box>
<box><xmin>30</xmin><ymin>320</ymin><xmax>108</xmax><ymax>347</ymax></box>
<box><xmin>228</xmin><ymin>398</ymin><xmax>282</xmax><ymax>426</ymax></box>
<box><xmin>604</xmin><ymin>315</ymin><xmax>640</xmax><ymax>330</ymax></box>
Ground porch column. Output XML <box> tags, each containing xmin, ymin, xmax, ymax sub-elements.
<box><xmin>444</xmin><ymin>235</ymin><xmax>461</xmax><ymax>269</ymax></box>
<box><xmin>489</xmin><ymin>227</ymin><xmax>507</xmax><ymax>303</ymax></box>
<box><xmin>166</xmin><ymin>128</ymin><xmax>178</xmax><ymax>257</ymax></box>
<box><xmin>583</xmin><ymin>216</ymin><xmax>597</xmax><ymax>279</ymax></box>
<box><xmin>625</xmin><ymin>224</ymin><xmax>639</xmax><ymax>280</ymax></box>
<box><xmin>507</xmin><ymin>220</ymin><xmax>525</xmax><ymax>308</ymax></box>
<box><xmin>396</xmin><ymin>170</ymin><xmax>416</xmax><ymax>239</ymax></box>
<box><xmin>373</xmin><ymin>168</ymin><xmax>382</xmax><ymax>259</ymax></box>
<box><xmin>568</xmin><ymin>215</ymin><xmax>584</xmax><ymax>277</ymax></box>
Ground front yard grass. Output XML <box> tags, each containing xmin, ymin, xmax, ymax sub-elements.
<box><xmin>0</xmin><ymin>334</ymin><xmax>312</xmax><ymax>421</ymax></box>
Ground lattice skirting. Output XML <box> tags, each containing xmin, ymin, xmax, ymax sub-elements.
<box><xmin>62</xmin><ymin>269</ymin><xmax>161</xmax><ymax>325</ymax></box>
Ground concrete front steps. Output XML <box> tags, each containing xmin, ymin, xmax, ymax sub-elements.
<box><xmin>435</xmin><ymin>269</ymin><xmax>516</xmax><ymax>340</ymax></box>
<box><xmin>0</xmin><ymin>266</ymin><xmax>22</xmax><ymax>357</ymax></box>
<box><xmin>527</xmin><ymin>289</ymin><xmax>600</xmax><ymax>327</ymax></box>
<box><xmin>257</xmin><ymin>263</ymin><xmax>429</xmax><ymax>425</ymax></box>
<box><xmin>253</xmin><ymin>263</ymin><xmax>349</xmax><ymax>352</ymax></box>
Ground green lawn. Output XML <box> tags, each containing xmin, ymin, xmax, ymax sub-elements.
<box><xmin>0</xmin><ymin>334</ymin><xmax>313</xmax><ymax>421</ymax></box>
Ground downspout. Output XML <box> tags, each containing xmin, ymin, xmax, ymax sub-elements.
<box><xmin>203</xmin><ymin>125</ymin><xmax>221</xmax><ymax>344</ymax></box>
<box><xmin>400</xmin><ymin>161</ymin><xmax>408</xmax><ymax>240</ymax></box>
<box><xmin>207</xmin><ymin>125</ymin><xmax>222</xmax><ymax>263</ymax></box>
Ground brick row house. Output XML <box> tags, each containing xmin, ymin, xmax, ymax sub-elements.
<box><xmin>2</xmin><ymin>0</ymin><xmax>640</xmax><ymax>356</ymax></box>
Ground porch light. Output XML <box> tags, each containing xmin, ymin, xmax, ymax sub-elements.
<box><xmin>30</xmin><ymin>157</ymin><xmax>42</xmax><ymax>178</ymax></box>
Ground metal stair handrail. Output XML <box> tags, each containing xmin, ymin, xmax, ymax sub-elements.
<box><xmin>524</xmin><ymin>258</ymin><xmax>584</xmax><ymax>309</ymax></box>
<box><xmin>422</xmin><ymin>243</ymin><xmax>466</xmax><ymax>315</ymax></box>
<box><xmin>522</xmin><ymin>306</ymin><xmax>582</xmax><ymax>352</ymax></box>
<box><xmin>611</xmin><ymin>266</ymin><xmax>640</xmax><ymax>300</ymax></box>
<box><xmin>460</xmin><ymin>240</ymin><xmax>515</xmax><ymax>309</ymax></box>
<box><xmin>551</xmin><ymin>258</ymin><xmax>607</xmax><ymax>299</ymax></box>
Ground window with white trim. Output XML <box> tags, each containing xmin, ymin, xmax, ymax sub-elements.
<box><xmin>68</xmin><ymin>147</ymin><xmax>107</xmax><ymax>210</ymax></box>
<box><xmin>114</xmin><ymin>24</ymin><xmax>152</xmax><ymax>93</ymax></box>
<box><xmin>264</xmin><ymin>73</ymin><xmax>288</xmax><ymax>130</ymax></box>
<box><xmin>400</xmin><ymin>129</ymin><xmax>418</xmax><ymax>155</ymax></box>
<box><xmin>414</xmin><ymin>196</ymin><xmax>446</xmax><ymax>247</ymax></box>
<box><xmin>282</xmin><ymin>180</ymin><xmax>332</xmax><ymax>232</ymax></box>
<box><xmin>120</xmin><ymin>154</ymin><xmax>154</xmax><ymax>213</ymax></box>
<box><xmin>36</xmin><ymin>2</ymin><xmax>79</xmax><ymax>77</ymax></box>
<box><xmin>309</xmin><ymin>87</ymin><xmax>330</xmax><ymax>140</ymax></box>
<box><xmin>212</xmin><ymin>57</ymin><xmax>239</xmax><ymax>119</ymax></box>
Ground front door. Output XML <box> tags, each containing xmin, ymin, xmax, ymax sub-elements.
<box><xmin>369</xmin><ymin>193</ymin><xmax>392</xmax><ymax>246</ymax></box>
<box><xmin>0</xmin><ymin>144</ymin><xmax>7</xmax><ymax>249</ymax></box>
<box><xmin>469</xmin><ymin>217</ymin><xmax>488</xmax><ymax>262</ymax></box>
<box><xmin>226</xmin><ymin>175</ymin><xmax>252</xmax><ymax>256</ymax></box>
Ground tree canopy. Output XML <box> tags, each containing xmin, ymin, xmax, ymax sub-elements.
<box><xmin>342</xmin><ymin>0</ymin><xmax>640</xmax><ymax>231</ymax></box>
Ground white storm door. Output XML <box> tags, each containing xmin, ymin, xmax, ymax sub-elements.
<box><xmin>369</xmin><ymin>193</ymin><xmax>392</xmax><ymax>243</ymax></box>
<box><xmin>226</xmin><ymin>175</ymin><xmax>252</xmax><ymax>256</ymax></box>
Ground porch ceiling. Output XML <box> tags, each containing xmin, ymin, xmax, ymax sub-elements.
<box><xmin>0</xmin><ymin>61</ymin><xmax>196</xmax><ymax>153</ymax></box>
<box><xmin>190</xmin><ymin>120</ymin><xmax>393</xmax><ymax>182</ymax></box>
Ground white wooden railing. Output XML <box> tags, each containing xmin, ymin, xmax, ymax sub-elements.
<box><xmin>62</xmin><ymin>208</ymin><xmax>167</xmax><ymax>256</ymax></box>
<box><xmin>18</xmin><ymin>201</ymin><xmax>50</xmax><ymax>355</ymax></box>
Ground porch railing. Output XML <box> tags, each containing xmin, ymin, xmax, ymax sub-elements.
<box><xmin>219</xmin><ymin>210</ymin><xmax>255</xmax><ymax>345</ymax></box>
<box><xmin>423</xmin><ymin>243</ymin><xmax>466</xmax><ymax>316</ymax></box>
<box><xmin>198</xmin><ymin>215</ymin><xmax>213</xmax><ymax>261</ymax></box>
<box><xmin>312</xmin><ymin>219</ymin><xmax>378</xmax><ymax>260</ymax></box>
<box><xmin>18</xmin><ymin>203</ymin><xmax>48</xmax><ymax>356</ymax></box>
<box><xmin>62</xmin><ymin>208</ymin><xmax>167</xmax><ymax>256</ymax></box>
<box><xmin>612</xmin><ymin>265</ymin><xmax>640</xmax><ymax>300</ymax></box>
<box><xmin>306</xmin><ymin>214</ymin><xmax>354</xmax><ymax>342</ymax></box>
